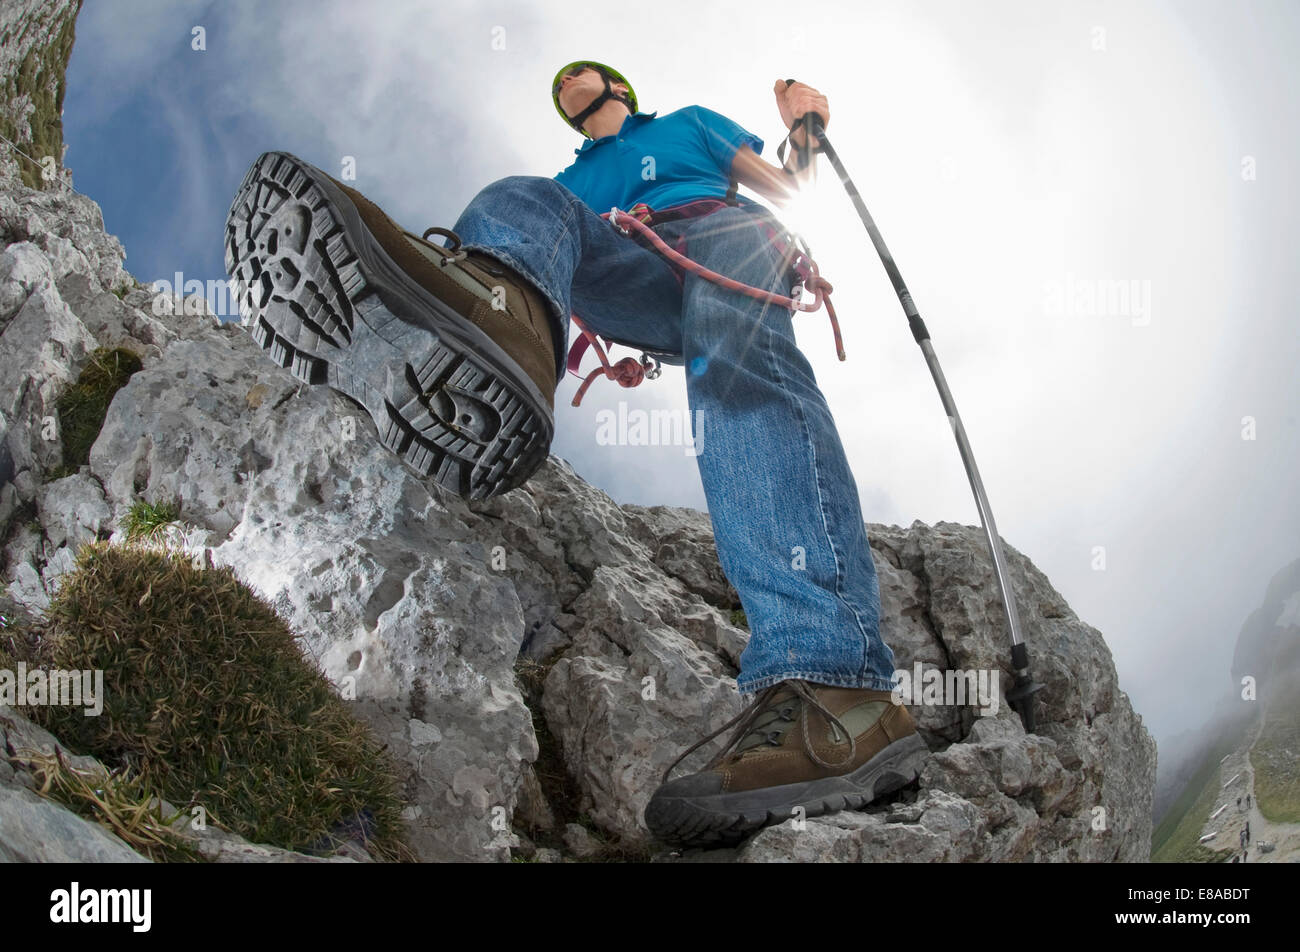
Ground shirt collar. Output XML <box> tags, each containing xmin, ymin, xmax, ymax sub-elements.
<box><xmin>574</xmin><ymin>110</ymin><xmax>658</xmax><ymax>154</ymax></box>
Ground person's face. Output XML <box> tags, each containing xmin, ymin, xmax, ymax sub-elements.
<box><xmin>556</xmin><ymin>66</ymin><xmax>629</xmax><ymax>119</ymax></box>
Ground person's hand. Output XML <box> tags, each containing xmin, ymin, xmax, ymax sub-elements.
<box><xmin>773</xmin><ymin>79</ymin><xmax>829</xmax><ymax>149</ymax></box>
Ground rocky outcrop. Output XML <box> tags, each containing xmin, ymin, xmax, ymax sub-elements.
<box><xmin>0</xmin><ymin>0</ymin><xmax>1156</xmax><ymax>863</ymax></box>
<box><xmin>0</xmin><ymin>0</ymin><xmax>81</xmax><ymax>189</ymax></box>
<box><xmin>1231</xmin><ymin>556</ymin><xmax>1300</xmax><ymax>696</ymax></box>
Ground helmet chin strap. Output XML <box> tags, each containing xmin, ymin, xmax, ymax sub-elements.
<box><xmin>565</xmin><ymin>73</ymin><xmax>630</xmax><ymax>135</ymax></box>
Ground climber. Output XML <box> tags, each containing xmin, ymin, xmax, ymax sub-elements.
<box><xmin>224</xmin><ymin>59</ymin><xmax>928</xmax><ymax>850</ymax></box>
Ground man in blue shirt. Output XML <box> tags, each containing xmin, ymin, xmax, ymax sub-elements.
<box><xmin>537</xmin><ymin>62</ymin><xmax>926</xmax><ymax>849</ymax></box>
<box><xmin>226</xmin><ymin>60</ymin><xmax>924</xmax><ymax>853</ymax></box>
<box><xmin>552</xmin><ymin>63</ymin><xmax>817</xmax><ymax>219</ymax></box>
<box><xmin>555</xmin><ymin>103</ymin><xmax>766</xmax><ymax>215</ymax></box>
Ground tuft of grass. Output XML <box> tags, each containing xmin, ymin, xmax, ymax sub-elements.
<box><xmin>6</xmin><ymin>744</ymin><xmax>204</xmax><ymax>863</ymax></box>
<box><xmin>729</xmin><ymin>607</ymin><xmax>749</xmax><ymax>630</ymax></box>
<box><xmin>121</xmin><ymin>498</ymin><xmax>181</xmax><ymax>542</ymax></box>
<box><xmin>32</xmin><ymin>539</ymin><xmax>416</xmax><ymax>861</ymax></box>
<box><xmin>49</xmin><ymin>347</ymin><xmax>142</xmax><ymax>481</ymax></box>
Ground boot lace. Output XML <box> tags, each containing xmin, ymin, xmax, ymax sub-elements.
<box><xmin>659</xmin><ymin>679</ymin><xmax>857</xmax><ymax>786</ymax></box>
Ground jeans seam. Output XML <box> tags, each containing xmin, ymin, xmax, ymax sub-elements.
<box><xmin>758</xmin><ymin>290</ymin><xmax>840</xmax><ymax>676</ymax></box>
<box><xmin>760</xmin><ymin>278</ymin><xmax>874</xmax><ymax>685</ymax></box>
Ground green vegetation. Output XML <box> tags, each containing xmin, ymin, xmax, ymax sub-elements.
<box><xmin>1250</xmin><ymin>671</ymin><xmax>1300</xmax><ymax>823</ymax></box>
<box><xmin>49</xmin><ymin>347</ymin><xmax>142</xmax><ymax>481</ymax></box>
<box><xmin>729</xmin><ymin>607</ymin><xmax>749</xmax><ymax>630</ymax></box>
<box><xmin>7</xmin><ymin>745</ymin><xmax>203</xmax><ymax>862</ymax></box>
<box><xmin>0</xmin><ymin>2</ymin><xmax>80</xmax><ymax>189</ymax></box>
<box><xmin>22</xmin><ymin>539</ymin><xmax>415</xmax><ymax>861</ymax></box>
<box><xmin>121</xmin><ymin>498</ymin><xmax>180</xmax><ymax>542</ymax></box>
<box><xmin>1151</xmin><ymin>728</ymin><xmax>1241</xmax><ymax>863</ymax></box>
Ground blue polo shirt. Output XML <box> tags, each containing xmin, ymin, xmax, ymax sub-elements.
<box><xmin>554</xmin><ymin>105</ymin><xmax>764</xmax><ymax>215</ymax></box>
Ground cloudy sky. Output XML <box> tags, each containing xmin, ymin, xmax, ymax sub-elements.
<box><xmin>62</xmin><ymin>0</ymin><xmax>1299</xmax><ymax>751</ymax></box>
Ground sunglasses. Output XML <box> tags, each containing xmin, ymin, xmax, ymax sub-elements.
<box><xmin>554</xmin><ymin>65</ymin><xmax>595</xmax><ymax>97</ymax></box>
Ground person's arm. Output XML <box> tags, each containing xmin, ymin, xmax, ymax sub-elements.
<box><xmin>729</xmin><ymin>139</ymin><xmax>814</xmax><ymax>209</ymax></box>
<box><xmin>730</xmin><ymin>80</ymin><xmax>828</xmax><ymax>208</ymax></box>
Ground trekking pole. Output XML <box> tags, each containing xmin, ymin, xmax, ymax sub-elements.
<box><xmin>783</xmin><ymin>80</ymin><xmax>1046</xmax><ymax>732</ymax></box>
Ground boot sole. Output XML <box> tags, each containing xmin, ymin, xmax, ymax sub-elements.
<box><xmin>224</xmin><ymin>151</ymin><xmax>554</xmax><ymax>500</ymax></box>
<box><xmin>644</xmin><ymin>731</ymin><xmax>930</xmax><ymax>850</ymax></box>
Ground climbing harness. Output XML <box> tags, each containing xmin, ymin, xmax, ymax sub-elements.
<box><xmin>565</xmin><ymin>197</ymin><xmax>844</xmax><ymax>407</ymax></box>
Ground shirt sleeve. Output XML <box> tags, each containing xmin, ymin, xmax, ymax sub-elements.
<box><xmin>691</xmin><ymin>105</ymin><xmax>764</xmax><ymax>175</ymax></box>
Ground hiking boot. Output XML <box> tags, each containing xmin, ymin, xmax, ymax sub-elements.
<box><xmin>643</xmin><ymin>679</ymin><xmax>930</xmax><ymax>849</ymax></box>
<box><xmin>224</xmin><ymin>151</ymin><xmax>560</xmax><ymax>499</ymax></box>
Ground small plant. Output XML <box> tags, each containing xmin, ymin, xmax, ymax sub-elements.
<box><xmin>729</xmin><ymin>607</ymin><xmax>749</xmax><ymax>630</ymax></box>
<box><xmin>122</xmin><ymin>498</ymin><xmax>180</xmax><ymax>542</ymax></box>
<box><xmin>49</xmin><ymin>346</ymin><xmax>142</xmax><ymax>481</ymax></box>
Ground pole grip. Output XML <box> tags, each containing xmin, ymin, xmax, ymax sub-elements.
<box><xmin>783</xmin><ymin>78</ymin><xmax>827</xmax><ymax>143</ymax></box>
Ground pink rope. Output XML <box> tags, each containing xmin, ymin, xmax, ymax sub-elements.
<box><xmin>567</xmin><ymin>203</ymin><xmax>845</xmax><ymax>407</ymax></box>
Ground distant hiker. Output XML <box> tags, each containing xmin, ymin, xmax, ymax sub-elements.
<box><xmin>226</xmin><ymin>61</ymin><xmax>926</xmax><ymax>850</ymax></box>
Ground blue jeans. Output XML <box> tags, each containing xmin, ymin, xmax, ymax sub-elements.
<box><xmin>451</xmin><ymin>176</ymin><xmax>897</xmax><ymax>696</ymax></box>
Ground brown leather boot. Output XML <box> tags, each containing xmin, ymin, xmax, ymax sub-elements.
<box><xmin>225</xmin><ymin>151</ymin><xmax>560</xmax><ymax>499</ymax></box>
<box><xmin>644</xmin><ymin>679</ymin><xmax>930</xmax><ymax>849</ymax></box>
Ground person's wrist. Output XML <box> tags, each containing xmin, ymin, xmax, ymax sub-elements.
<box><xmin>783</xmin><ymin>138</ymin><xmax>811</xmax><ymax>173</ymax></box>
<box><xmin>789</xmin><ymin>126</ymin><xmax>807</xmax><ymax>148</ymax></box>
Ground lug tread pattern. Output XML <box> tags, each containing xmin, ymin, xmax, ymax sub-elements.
<box><xmin>225</xmin><ymin>151</ymin><xmax>552</xmax><ymax>499</ymax></box>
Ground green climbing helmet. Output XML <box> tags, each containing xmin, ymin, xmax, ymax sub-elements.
<box><xmin>551</xmin><ymin>60</ymin><xmax>637</xmax><ymax>139</ymax></box>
